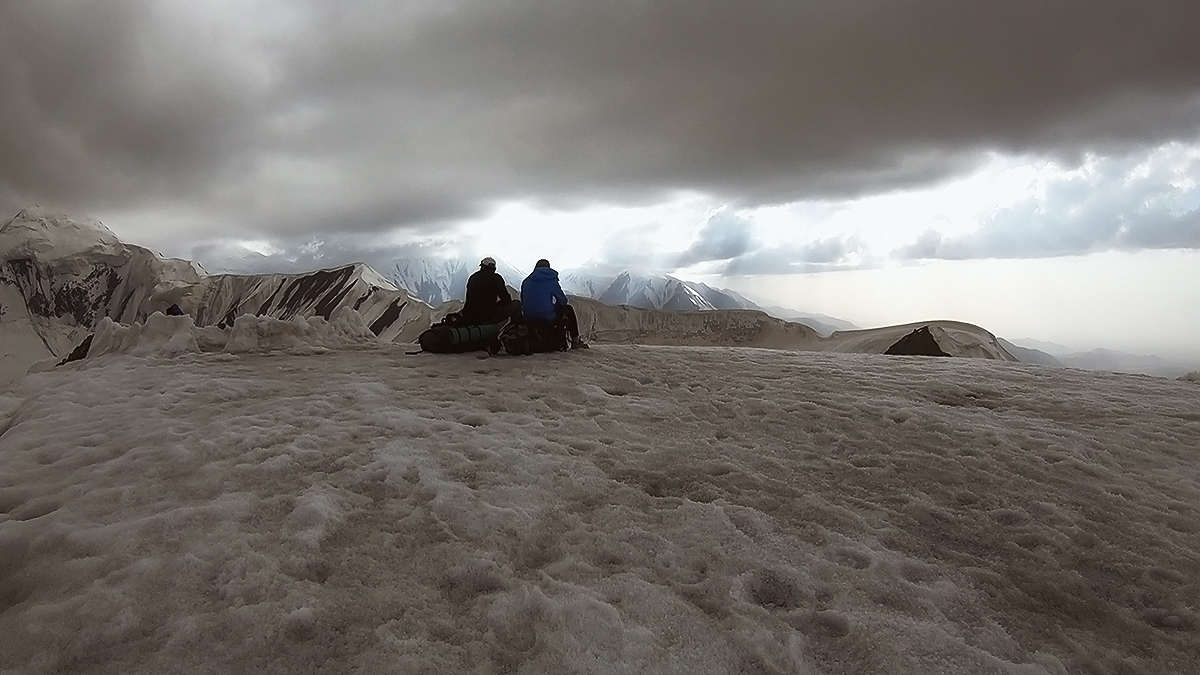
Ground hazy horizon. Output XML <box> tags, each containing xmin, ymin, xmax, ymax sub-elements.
<box><xmin>10</xmin><ymin>203</ymin><xmax>1198</xmax><ymax>368</ymax></box>
<box><xmin>102</xmin><ymin>225</ymin><xmax>1200</xmax><ymax>365</ymax></box>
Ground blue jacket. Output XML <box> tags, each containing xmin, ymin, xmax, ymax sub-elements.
<box><xmin>521</xmin><ymin>266</ymin><xmax>569</xmax><ymax>323</ymax></box>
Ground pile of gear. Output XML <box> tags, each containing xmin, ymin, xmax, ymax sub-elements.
<box><xmin>417</xmin><ymin>257</ymin><xmax>588</xmax><ymax>356</ymax></box>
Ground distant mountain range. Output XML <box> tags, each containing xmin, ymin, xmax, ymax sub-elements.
<box><xmin>387</xmin><ymin>259</ymin><xmax>855</xmax><ymax>336</ymax></box>
<box><xmin>3</xmin><ymin>209</ymin><xmax>1023</xmax><ymax>386</ymax></box>
<box><xmin>386</xmin><ymin>259</ymin><xmax>748</xmax><ymax>313</ymax></box>
<box><xmin>1002</xmin><ymin>338</ymin><xmax>1200</xmax><ymax>379</ymax></box>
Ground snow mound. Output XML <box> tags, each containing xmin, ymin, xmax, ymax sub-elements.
<box><xmin>824</xmin><ymin>321</ymin><xmax>1017</xmax><ymax>360</ymax></box>
<box><xmin>83</xmin><ymin>308</ymin><xmax>379</xmax><ymax>360</ymax></box>
<box><xmin>90</xmin><ymin>313</ymin><xmax>200</xmax><ymax>359</ymax></box>
<box><xmin>224</xmin><ymin>307</ymin><xmax>379</xmax><ymax>353</ymax></box>
<box><xmin>1181</xmin><ymin>371</ymin><xmax>1200</xmax><ymax>382</ymax></box>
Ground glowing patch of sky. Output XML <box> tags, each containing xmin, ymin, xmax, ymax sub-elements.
<box><xmin>452</xmin><ymin>192</ymin><xmax>716</xmax><ymax>271</ymax></box>
<box><xmin>455</xmin><ymin>153</ymin><xmax>1058</xmax><ymax>272</ymax></box>
<box><xmin>737</xmin><ymin>154</ymin><xmax>1048</xmax><ymax>253</ymax></box>
<box><xmin>238</xmin><ymin>239</ymin><xmax>282</xmax><ymax>257</ymax></box>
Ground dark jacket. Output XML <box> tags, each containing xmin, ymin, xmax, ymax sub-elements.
<box><xmin>462</xmin><ymin>269</ymin><xmax>511</xmax><ymax>323</ymax></box>
<box><xmin>521</xmin><ymin>266</ymin><xmax>569</xmax><ymax>323</ymax></box>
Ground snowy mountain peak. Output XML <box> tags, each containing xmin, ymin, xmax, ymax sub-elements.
<box><xmin>0</xmin><ymin>206</ymin><xmax>122</xmax><ymax>261</ymax></box>
<box><xmin>597</xmin><ymin>271</ymin><xmax>718</xmax><ymax>311</ymax></box>
<box><xmin>388</xmin><ymin>257</ymin><xmax>524</xmax><ymax>306</ymax></box>
<box><xmin>389</xmin><ymin>258</ymin><xmax>471</xmax><ymax>307</ymax></box>
<box><xmin>354</xmin><ymin>263</ymin><xmax>400</xmax><ymax>293</ymax></box>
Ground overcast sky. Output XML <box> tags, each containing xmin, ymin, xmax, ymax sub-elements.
<box><xmin>3</xmin><ymin>1</ymin><xmax>1199</xmax><ymax>358</ymax></box>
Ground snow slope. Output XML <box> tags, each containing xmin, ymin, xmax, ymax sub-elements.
<box><xmin>0</xmin><ymin>282</ymin><xmax>55</xmax><ymax>384</ymax></box>
<box><xmin>0</xmin><ymin>316</ymin><xmax>1196</xmax><ymax>674</ymax></box>
<box><xmin>0</xmin><ymin>209</ymin><xmax>435</xmax><ymax>379</ymax></box>
<box><xmin>0</xmin><ymin>207</ymin><xmax>206</xmax><ymax>358</ymax></box>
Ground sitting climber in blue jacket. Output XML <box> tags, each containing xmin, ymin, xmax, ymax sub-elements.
<box><xmin>520</xmin><ymin>259</ymin><xmax>586</xmax><ymax>349</ymax></box>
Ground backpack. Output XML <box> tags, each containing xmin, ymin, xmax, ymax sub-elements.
<box><xmin>499</xmin><ymin>322</ymin><xmax>570</xmax><ymax>356</ymax></box>
<box><xmin>418</xmin><ymin>314</ymin><xmax>501</xmax><ymax>353</ymax></box>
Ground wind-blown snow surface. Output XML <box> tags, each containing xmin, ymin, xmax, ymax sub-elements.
<box><xmin>1</xmin><ymin>317</ymin><xmax>1198</xmax><ymax>674</ymax></box>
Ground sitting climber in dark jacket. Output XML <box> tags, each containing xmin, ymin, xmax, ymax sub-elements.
<box><xmin>462</xmin><ymin>257</ymin><xmax>520</xmax><ymax>325</ymax></box>
<box><xmin>520</xmin><ymin>258</ymin><xmax>587</xmax><ymax>349</ymax></box>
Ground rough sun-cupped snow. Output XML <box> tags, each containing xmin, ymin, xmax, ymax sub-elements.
<box><xmin>0</xmin><ymin>314</ymin><xmax>1197</xmax><ymax>675</ymax></box>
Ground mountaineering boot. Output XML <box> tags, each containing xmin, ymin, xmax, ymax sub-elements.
<box><xmin>571</xmin><ymin>337</ymin><xmax>589</xmax><ymax>350</ymax></box>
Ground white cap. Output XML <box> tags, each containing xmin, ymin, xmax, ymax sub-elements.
<box><xmin>480</xmin><ymin>257</ymin><xmax>496</xmax><ymax>268</ymax></box>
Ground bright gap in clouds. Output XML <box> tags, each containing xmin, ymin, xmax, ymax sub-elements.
<box><xmin>732</xmin><ymin>154</ymin><xmax>1046</xmax><ymax>254</ymax></box>
<box><xmin>459</xmin><ymin>154</ymin><xmax>1044</xmax><ymax>274</ymax></box>
<box><xmin>459</xmin><ymin>145</ymin><xmax>1199</xmax><ymax>279</ymax></box>
<box><xmin>454</xmin><ymin>193</ymin><xmax>720</xmax><ymax>273</ymax></box>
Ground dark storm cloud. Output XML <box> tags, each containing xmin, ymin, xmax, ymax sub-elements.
<box><xmin>0</xmin><ymin>1</ymin><xmax>259</xmax><ymax>217</ymax></box>
<box><xmin>4</xmin><ymin>0</ymin><xmax>1200</xmax><ymax>244</ymax></box>
<box><xmin>894</xmin><ymin>150</ymin><xmax>1200</xmax><ymax>260</ymax></box>
<box><xmin>283</xmin><ymin>0</ymin><xmax>1200</xmax><ymax>201</ymax></box>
